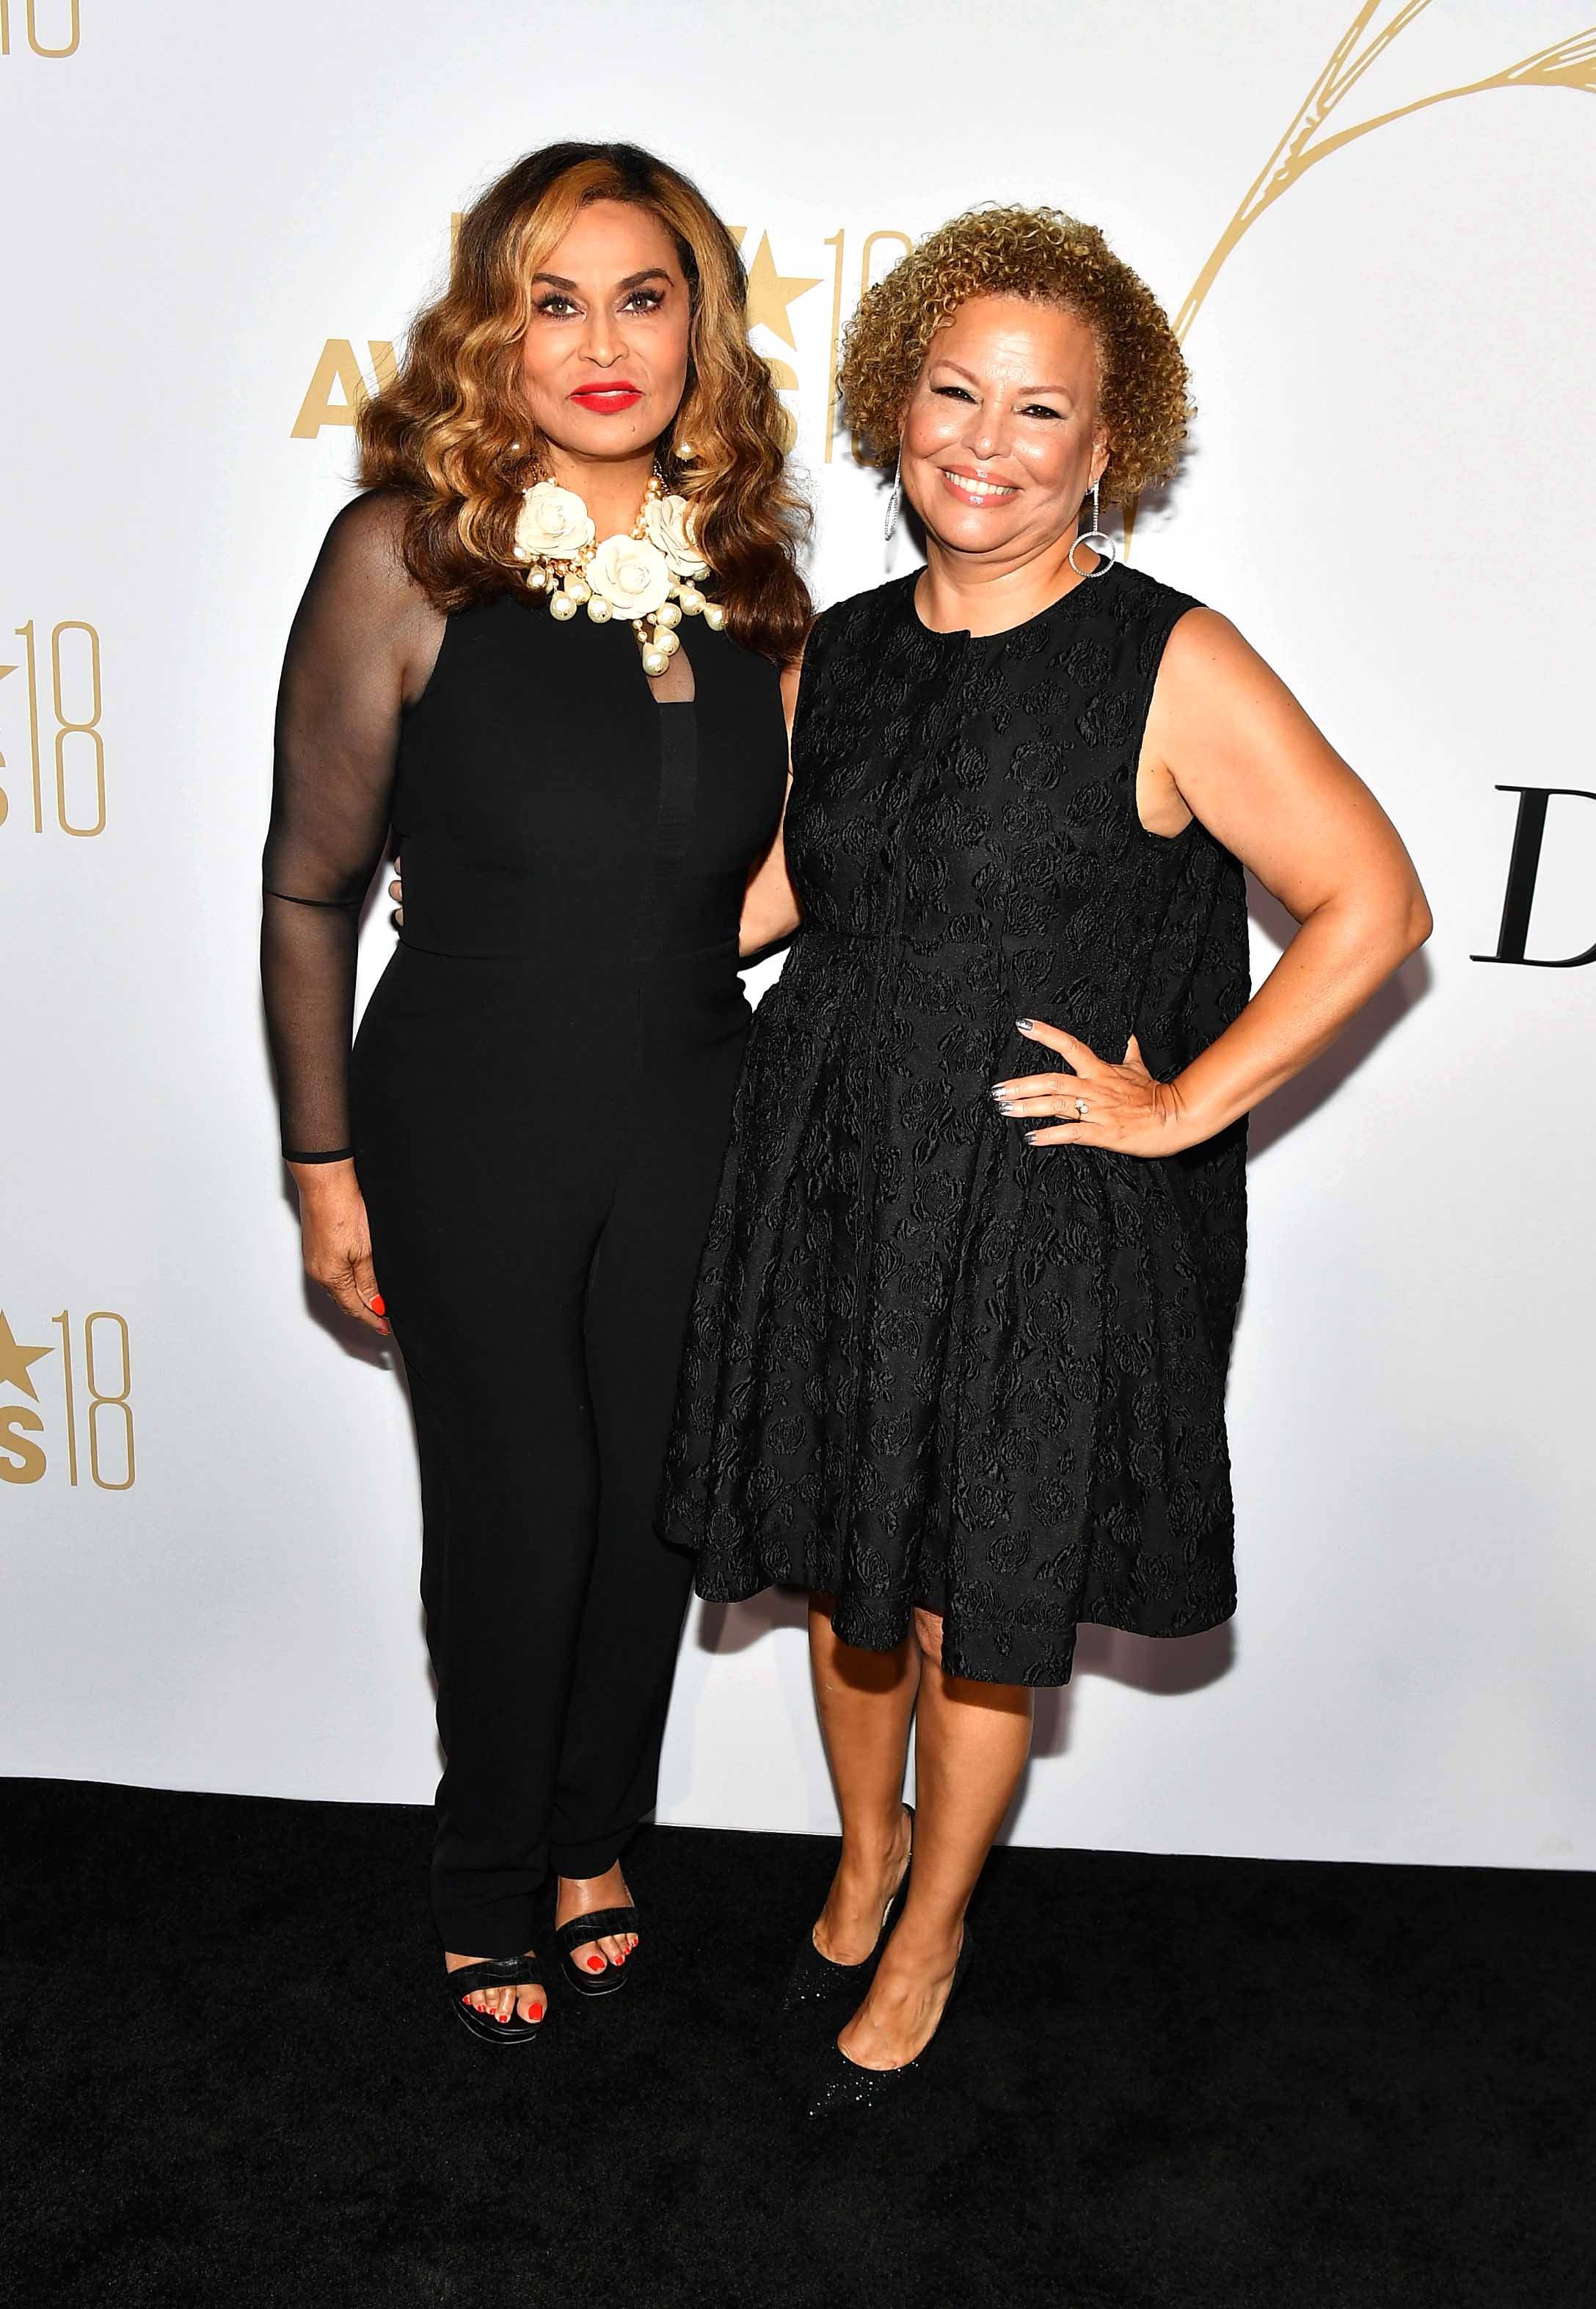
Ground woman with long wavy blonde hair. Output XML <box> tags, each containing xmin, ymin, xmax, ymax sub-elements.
<box><xmin>261</xmin><ymin>142</ymin><xmax>806</xmax><ymax>2042</ymax></box>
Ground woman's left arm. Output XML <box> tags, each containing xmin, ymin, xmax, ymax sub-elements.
<box><xmin>738</xmin><ymin>654</ymin><xmax>805</xmax><ymax>957</ymax></box>
<box><xmin>998</xmin><ymin>609</ymin><xmax>1432</xmax><ymax>1154</ymax></box>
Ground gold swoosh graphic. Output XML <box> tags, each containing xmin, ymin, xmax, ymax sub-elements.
<box><xmin>1126</xmin><ymin>4</ymin><xmax>1596</xmax><ymax>550</ymax></box>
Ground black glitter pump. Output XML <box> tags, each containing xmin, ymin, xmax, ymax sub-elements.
<box><xmin>780</xmin><ymin>1804</ymin><xmax>914</xmax><ymax>2014</ymax></box>
<box><xmin>804</xmin><ymin>1926</ymin><xmax>972</xmax><ymax>2118</ymax></box>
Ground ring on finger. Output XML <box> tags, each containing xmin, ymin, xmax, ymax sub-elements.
<box><xmin>1074</xmin><ymin>1097</ymin><xmax>1090</xmax><ymax>1119</ymax></box>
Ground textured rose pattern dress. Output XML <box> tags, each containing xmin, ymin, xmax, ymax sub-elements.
<box><xmin>659</xmin><ymin>564</ymin><xmax>1250</xmax><ymax>1685</ymax></box>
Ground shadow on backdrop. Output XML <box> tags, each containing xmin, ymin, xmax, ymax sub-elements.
<box><xmin>1245</xmin><ymin>879</ymin><xmax>1432</xmax><ymax>1160</ymax></box>
<box><xmin>1024</xmin><ymin>1618</ymin><xmax>1239</xmax><ymax>1771</ymax></box>
<box><xmin>695</xmin><ymin>1590</ymin><xmax>811</xmax><ymax>1654</ymax></box>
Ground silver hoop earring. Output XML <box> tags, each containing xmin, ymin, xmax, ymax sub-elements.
<box><xmin>1068</xmin><ymin>479</ymin><xmax>1117</xmax><ymax>578</ymax></box>
<box><xmin>883</xmin><ymin>459</ymin><xmax>905</xmax><ymax>571</ymax></box>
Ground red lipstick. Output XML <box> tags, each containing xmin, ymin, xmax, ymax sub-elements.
<box><xmin>570</xmin><ymin>384</ymin><xmax>644</xmax><ymax>415</ymax></box>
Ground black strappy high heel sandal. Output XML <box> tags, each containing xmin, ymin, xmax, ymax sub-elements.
<box><xmin>805</xmin><ymin>1924</ymin><xmax>973</xmax><ymax>2118</ymax></box>
<box><xmin>553</xmin><ymin>1904</ymin><xmax>641</xmax><ymax>1999</ymax></box>
<box><xmin>447</xmin><ymin>1954</ymin><xmax>548</xmax><ymax>2046</ymax></box>
<box><xmin>781</xmin><ymin>1803</ymin><xmax>915</xmax><ymax>2014</ymax></box>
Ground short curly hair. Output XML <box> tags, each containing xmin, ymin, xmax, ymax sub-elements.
<box><xmin>837</xmin><ymin>205</ymin><xmax>1190</xmax><ymax>506</ymax></box>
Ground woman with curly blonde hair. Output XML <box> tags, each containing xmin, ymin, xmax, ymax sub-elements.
<box><xmin>662</xmin><ymin>206</ymin><xmax>1430</xmax><ymax>2109</ymax></box>
<box><xmin>261</xmin><ymin>142</ymin><xmax>806</xmax><ymax>2042</ymax></box>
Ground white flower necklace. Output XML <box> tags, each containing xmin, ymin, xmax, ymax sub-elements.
<box><xmin>513</xmin><ymin>468</ymin><xmax>723</xmax><ymax>677</ymax></box>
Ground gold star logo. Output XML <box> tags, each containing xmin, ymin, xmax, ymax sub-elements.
<box><xmin>733</xmin><ymin>230</ymin><xmax>823</xmax><ymax>352</ymax></box>
<box><xmin>0</xmin><ymin>1312</ymin><xmax>52</xmax><ymax>1400</ymax></box>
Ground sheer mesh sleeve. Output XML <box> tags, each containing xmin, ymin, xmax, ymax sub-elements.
<box><xmin>260</xmin><ymin>492</ymin><xmax>442</xmax><ymax>1161</ymax></box>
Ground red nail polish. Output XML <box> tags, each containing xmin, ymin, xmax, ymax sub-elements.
<box><xmin>586</xmin><ymin>1955</ymin><xmax>605</xmax><ymax>1971</ymax></box>
<box><xmin>369</xmin><ymin>1293</ymin><xmax>386</xmax><ymax>1315</ymax></box>
<box><xmin>528</xmin><ymin>2002</ymin><xmax>545</xmax><ymax>2021</ymax></box>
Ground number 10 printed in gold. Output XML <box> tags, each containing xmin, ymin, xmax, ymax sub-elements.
<box><xmin>0</xmin><ymin>1</ymin><xmax>79</xmax><ymax>56</ymax></box>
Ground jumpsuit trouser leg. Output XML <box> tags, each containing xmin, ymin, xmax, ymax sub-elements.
<box><xmin>550</xmin><ymin>1025</ymin><xmax>746</xmax><ymax>1877</ymax></box>
<box><xmin>371</xmin><ymin>1011</ymin><xmax>743</xmax><ymax>1959</ymax></box>
<box><xmin>399</xmin><ymin>1171</ymin><xmax>611</xmax><ymax>1959</ymax></box>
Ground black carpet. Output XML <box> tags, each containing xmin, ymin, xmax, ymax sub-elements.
<box><xmin>3</xmin><ymin>1779</ymin><xmax>1589</xmax><ymax>2308</ymax></box>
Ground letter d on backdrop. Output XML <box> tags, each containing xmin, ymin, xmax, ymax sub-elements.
<box><xmin>1472</xmin><ymin>786</ymin><xmax>1596</xmax><ymax>968</ymax></box>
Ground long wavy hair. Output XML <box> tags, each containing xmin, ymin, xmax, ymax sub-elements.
<box><xmin>358</xmin><ymin>141</ymin><xmax>810</xmax><ymax>663</ymax></box>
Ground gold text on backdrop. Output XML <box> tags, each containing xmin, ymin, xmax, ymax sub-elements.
<box><xmin>0</xmin><ymin>1310</ymin><xmax>135</xmax><ymax>1491</ymax></box>
<box><xmin>0</xmin><ymin>621</ymin><xmax>106</xmax><ymax>838</ymax></box>
<box><xmin>291</xmin><ymin>342</ymin><xmax>398</xmax><ymax>440</ymax></box>
<box><xmin>0</xmin><ymin>0</ymin><xmax>80</xmax><ymax>58</ymax></box>
<box><xmin>288</xmin><ymin>228</ymin><xmax>911</xmax><ymax>451</ymax></box>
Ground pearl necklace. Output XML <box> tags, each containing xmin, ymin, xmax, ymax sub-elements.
<box><xmin>514</xmin><ymin>468</ymin><xmax>724</xmax><ymax>677</ymax></box>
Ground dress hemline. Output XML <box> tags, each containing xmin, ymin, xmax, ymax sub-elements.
<box><xmin>687</xmin><ymin>1558</ymin><xmax>1238</xmax><ymax>1689</ymax></box>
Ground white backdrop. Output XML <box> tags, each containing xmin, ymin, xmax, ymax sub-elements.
<box><xmin>3</xmin><ymin>1</ymin><xmax>1594</xmax><ymax>1869</ymax></box>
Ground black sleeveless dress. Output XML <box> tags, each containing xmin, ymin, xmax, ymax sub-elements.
<box><xmin>660</xmin><ymin>563</ymin><xmax>1249</xmax><ymax>1687</ymax></box>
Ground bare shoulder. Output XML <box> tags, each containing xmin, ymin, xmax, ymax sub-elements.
<box><xmin>1159</xmin><ymin>606</ymin><xmax>1266</xmax><ymax>691</ymax></box>
<box><xmin>1150</xmin><ymin>606</ymin><xmax>1308</xmax><ymax>752</ymax></box>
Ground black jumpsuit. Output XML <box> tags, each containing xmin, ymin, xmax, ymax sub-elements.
<box><xmin>262</xmin><ymin>492</ymin><xmax>787</xmax><ymax>1956</ymax></box>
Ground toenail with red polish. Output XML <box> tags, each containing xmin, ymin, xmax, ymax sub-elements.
<box><xmin>586</xmin><ymin>1955</ymin><xmax>605</xmax><ymax>1971</ymax></box>
<box><xmin>529</xmin><ymin>2002</ymin><xmax>545</xmax><ymax>2021</ymax></box>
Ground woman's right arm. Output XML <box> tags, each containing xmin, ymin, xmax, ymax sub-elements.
<box><xmin>261</xmin><ymin>492</ymin><xmax>441</xmax><ymax>1336</ymax></box>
